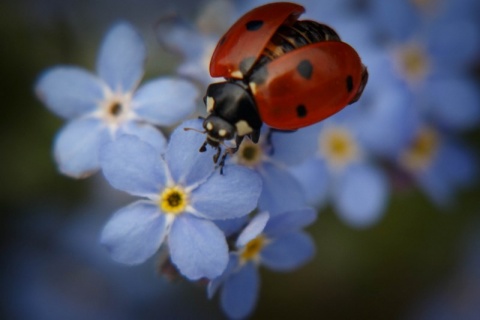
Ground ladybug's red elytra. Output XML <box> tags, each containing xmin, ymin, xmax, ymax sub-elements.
<box><xmin>196</xmin><ymin>2</ymin><xmax>368</xmax><ymax>170</ymax></box>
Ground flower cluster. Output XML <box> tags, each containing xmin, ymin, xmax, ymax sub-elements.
<box><xmin>36</xmin><ymin>0</ymin><xmax>479</xmax><ymax>317</ymax></box>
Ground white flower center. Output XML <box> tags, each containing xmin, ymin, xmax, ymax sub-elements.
<box><xmin>97</xmin><ymin>89</ymin><xmax>135</xmax><ymax>128</ymax></box>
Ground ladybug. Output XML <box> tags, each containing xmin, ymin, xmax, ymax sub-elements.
<box><xmin>197</xmin><ymin>2</ymin><xmax>368</xmax><ymax>169</ymax></box>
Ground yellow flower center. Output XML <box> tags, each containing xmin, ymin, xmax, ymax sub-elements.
<box><xmin>394</xmin><ymin>43</ymin><xmax>430</xmax><ymax>85</ymax></box>
<box><xmin>159</xmin><ymin>186</ymin><xmax>189</xmax><ymax>215</ymax></box>
<box><xmin>400</xmin><ymin>126</ymin><xmax>439</xmax><ymax>172</ymax></box>
<box><xmin>240</xmin><ymin>236</ymin><xmax>266</xmax><ymax>263</ymax></box>
<box><xmin>236</xmin><ymin>139</ymin><xmax>263</xmax><ymax>167</ymax></box>
<box><xmin>319</xmin><ymin>126</ymin><xmax>359</xmax><ymax>170</ymax></box>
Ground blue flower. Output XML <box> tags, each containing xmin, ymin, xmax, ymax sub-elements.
<box><xmin>99</xmin><ymin>120</ymin><xmax>262</xmax><ymax>280</ymax></box>
<box><xmin>208</xmin><ymin>208</ymin><xmax>316</xmax><ymax>319</ymax></box>
<box><xmin>396</xmin><ymin>124</ymin><xmax>477</xmax><ymax>207</ymax></box>
<box><xmin>35</xmin><ymin>21</ymin><xmax>198</xmax><ymax>178</ymax></box>
<box><xmin>289</xmin><ymin>112</ymin><xmax>390</xmax><ymax>228</ymax></box>
<box><xmin>228</xmin><ymin>128</ymin><xmax>315</xmax><ymax>214</ymax></box>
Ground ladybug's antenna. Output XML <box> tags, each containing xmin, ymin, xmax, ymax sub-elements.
<box><xmin>183</xmin><ymin>127</ymin><xmax>206</xmax><ymax>134</ymax></box>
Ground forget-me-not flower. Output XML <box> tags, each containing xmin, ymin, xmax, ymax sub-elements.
<box><xmin>35</xmin><ymin>22</ymin><xmax>198</xmax><ymax>178</ymax></box>
<box><xmin>99</xmin><ymin>120</ymin><xmax>262</xmax><ymax>280</ymax></box>
<box><xmin>290</xmin><ymin>111</ymin><xmax>390</xmax><ymax>228</ymax></box>
<box><xmin>208</xmin><ymin>208</ymin><xmax>316</xmax><ymax>319</ymax></box>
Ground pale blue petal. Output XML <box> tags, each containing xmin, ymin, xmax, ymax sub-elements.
<box><xmin>35</xmin><ymin>66</ymin><xmax>104</xmax><ymax>119</ymax></box>
<box><xmin>221</xmin><ymin>262</ymin><xmax>259</xmax><ymax>319</ymax></box>
<box><xmin>215</xmin><ymin>217</ymin><xmax>249</xmax><ymax>237</ymax></box>
<box><xmin>289</xmin><ymin>158</ymin><xmax>330</xmax><ymax>207</ymax></box>
<box><xmin>97</xmin><ymin>22</ymin><xmax>145</xmax><ymax>93</ymax></box>
<box><xmin>169</xmin><ymin>214</ymin><xmax>228</xmax><ymax>280</ymax></box>
<box><xmin>236</xmin><ymin>212</ymin><xmax>269</xmax><ymax>247</ymax></box>
<box><xmin>263</xmin><ymin>207</ymin><xmax>317</xmax><ymax>237</ymax></box>
<box><xmin>261</xmin><ymin>232</ymin><xmax>315</xmax><ymax>271</ymax></box>
<box><xmin>355</xmin><ymin>86</ymin><xmax>418</xmax><ymax>156</ymax></box>
<box><xmin>116</xmin><ymin>121</ymin><xmax>167</xmax><ymax>154</ymax></box>
<box><xmin>100</xmin><ymin>135</ymin><xmax>166</xmax><ymax>197</ymax></box>
<box><xmin>133</xmin><ymin>78</ymin><xmax>198</xmax><ymax>126</ymax></box>
<box><xmin>191</xmin><ymin>166</ymin><xmax>262</xmax><ymax>220</ymax></box>
<box><xmin>369</xmin><ymin>0</ymin><xmax>419</xmax><ymax>40</ymax></box>
<box><xmin>208</xmin><ymin>254</ymin><xmax>239</xmax><ymax>299</ymax></box>
<box><xmin>100</xmin><ymin>200</ymin><xmax>167</xmax><ymax>265</ymax></box>
<box><xmin>257</xmin><ymin>162</ymin><xmax>307</xmax><ymax>214</ymax></box>
<box><xmin>165</xmin><ymin>119</ymin><xmax>217</xmax><ymax>186</ymax></box>
<box><xmin>53</xmin><ymin>118</ymin><xmax>109</xmax><ymax>178</ymax></box>
<box><xmin>333</xmin><ymin>164</ymin><xmax>389</xmax><ymax>228</ymax></box>
<box><xmin>417</xmin><ymin>166</ymin><xmax>452</xmax><ymax>207</ymax></box>
<box><xmin>425</xmin><ymin>78</ymin><xmax>480</xmax><ymax>130</ymax></box>
<box><xmin>270</xmin><ymin>123</ymin><xmax>320</xmax><ymax>165</ymax></box>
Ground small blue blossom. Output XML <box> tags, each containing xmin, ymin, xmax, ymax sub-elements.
<box><xmin>35</xmin><ymin>21</ymin><xmax>198</xmax><ymax>178</ymax></box>
<box><xmin>228</xmin><ymin>128</ymin><xmax>316</xmax><ymax>214</ymax></box>
<box><xmin>99</xmin><ymin>120</ymin><xmax>262</xmax><ymax>280</ymax></box>
<box><xmin>289</xmin><ymin>111</ymin><xmax>390</xmax><ymax>228</ymax></box>
<box><xmin>396</xmin><ymin>124</ymin><xmax>477</xmax><ymax>207</ymax></box>
<box><xmin>208</xmin><ymin>208</ymin><xmax>317</xmax><ymax>319</ymax></box>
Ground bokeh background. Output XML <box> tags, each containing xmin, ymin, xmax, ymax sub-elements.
<box><xmin>1</xmin><ymin>0</ymin><xmax>480</xmax><ymax>319</ymax></box>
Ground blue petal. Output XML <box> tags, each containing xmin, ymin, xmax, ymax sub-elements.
<box><xmin>220</xmin><ymin>262</ymin><xmax>259</xmax><ymax>319</ymax></box>
<box><xmin>116</xmin><ymin>121</ymin><xmax>167</xmax><ymax>155</ymax></box>
<box><xmin>53</xmin><ymin>117</ymin><xmax>109</xmax><ymax>178</ymax></box>
<box><xmin>191</xmin><ymin>166</ymin><xmax>262</xmax><ymax>220</ymax></box>
<box><xmin>165</xmin><ymin>119</ymin><xmax>216</xmax><ymax>186</ymax></box>
<box><xmin>169</xmin><ymin>214</ymin><xmax>228</xmax><ymax>280</ymax></box>
<box><xmin>261</xmin><ymin>232</ymin><xmax>315</xmax><ymax>271</ymax></box>
<box><xmin>439</xmin><ymin>140</ymin><xmax>477</xmax><ymax>187</ymax></box>
<box><xmin>333</xmin><ymin>164</ymin><xmax>389</xmax><ymax>228</ymax></box>
<box><xmin>354</xmin><ymin>86</ymin><xmax>418</xmax><ymax>156</ymax></box>
<box><xmin>236</xmin><ymin>212</ymin><xmax>269</xmax><ymax>247</ymax></box>
<box><xmin>289</xmin><ymin>158</ymin><xmax>330</xmax><ymax>207</ymax></box>
<box><xmin>35</xmin><ymin>66</ymin><xmax>104</xmax><ymax>119</ymax></box>
<box><xmin>100</xmin><ymin>200</ymin><xmax>167</xmax><ymax>265</ymax></box>
<box><xmin>257</xmin><ymin>162</ymin><xmax>307</xmax><ymax>214</ymax></box>
<box><xmin>214</xmin><ymin>216</ymin><xmax>249</xmax><ymax>237</ymax></box>
<box><xmin>269</xmin><ymin>124</ymin><xmax>320</xmax><ymax>165</ymax></box>
<box><xmin>133</xmin><ymin>78</ymin><xmax>198</xmax><ymax>126</ymax></box>
<box><xmin>100</xmin><ymin>135</ymin><xmax>167</xmax><ymax>197</ymax></box>
<box><xmin>424</xmin><ymin>78</ymin><xmax>480</xmax><ymax>130</ymax></box>
<box><xmin>263</xmin><ymin>207</ymin><xmax>317</xmax><ymax>237</ymax></box>
<box><xmin>97</xmin><ymin>22</ymin><xmax>145</xmax><ymax>93</ymax></box>
<box><xmin>208</xmin><ymin>254</ymin><xmax>239</xmax><ymax>299</ymax></box>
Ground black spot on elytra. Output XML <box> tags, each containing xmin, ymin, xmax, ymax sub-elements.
<box><xmin>346</xmin><ymin>75</ymin><xmax>354</xmax><ymax>92</ymax></box>
<box><xmin>245</xmin><ymin>20</ymin><xmax>264</xmax><ymax>31</ymax></box>
<box><xmin>297</xmin><ymin>60</ymin><xmax>313</xmax><ymax>80</ymax></box>
<box><xmin>219</xmin><ymin>36</ymin><xmax>226</xmax><ymax>45</ymax></box>
<box><xmin>250</xmin><ymin>66</ymin><xmax>268</xmax><ymax>85</ymax></box>
<box><xmin>239</xmin><ymin>57</ymin><xmax>256</xmax><ymax>75</ymax></box>
<box><xmin>296</xmin><ymin>104</ymin><xmax>307</xmax><ymax>118</ymax></box>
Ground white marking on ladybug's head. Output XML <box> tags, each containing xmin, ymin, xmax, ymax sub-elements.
<box><xmin>206</xmin><ymin>121</ymin><xmax>214</xmax><ymax>131</ymax></box>
<box><xmin>235</xmin><ymin>120</ymin><xmax>253</xmax><ymax>136</ymax></box>
<box><xmin>230</xmin><ymin>70</ymin><xmax>243</xmax><ymax>79</ymax></box>
<box><xmin>249</xmin><ymin>82</ymin><xmax>258</xmax><ymax>95</ymax></box>
<box><xmin>206</xmin><ymin>96</ymin><xmax>215</xmax><ymax>113</ymax></box>
<box><xmin>218</xmin><ymin>129</ymin><xmax>227</xmax><ymax>137</ymax></box>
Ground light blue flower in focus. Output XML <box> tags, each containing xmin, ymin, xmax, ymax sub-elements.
<box><xmin>35</xmin><ymin>22</ymin><xmax>198</xmax><ymax>178</ymax></box>
<box><xmin>208</xmin><ymin>208</ymin><xmax>316</xmax><ymax>319</ymax></box>
<box><xmin>99</xmin><ymin>120</ymin><xmax>262</xmax><ymax>280</ymax></box>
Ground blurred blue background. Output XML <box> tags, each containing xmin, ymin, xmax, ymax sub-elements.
<box><xmin>1</xmin><ymin>0</ymin><xmax>480</xmax><ymax>319</ymax></box>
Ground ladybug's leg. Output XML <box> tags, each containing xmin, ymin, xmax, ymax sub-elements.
<box><xmin>213</xmin><ymin>146</ymin><xmax>222</xmax><ymax>163</ymax></box>
<box><xmin>265</xmin><ymin>128</ymin><xmax>297</xmax><ymax>155</ymax></box>
<box><xmin>218</xmin><ymin>135</ymin><xmax>244</xmax><ymax>175</ymax></box>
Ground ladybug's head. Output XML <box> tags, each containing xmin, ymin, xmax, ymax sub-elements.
<box><xmin>202</xmin><ymin>114</ymin><xmax>235</xmax><ymax>148</ymax></box>
<box><xmin>201</xmin><ymin>81</ymin><xmax>256</xmax><ymax>148</ymax></box>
